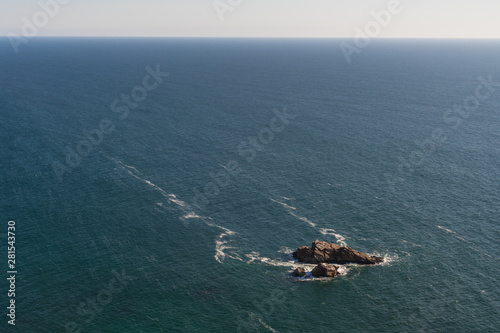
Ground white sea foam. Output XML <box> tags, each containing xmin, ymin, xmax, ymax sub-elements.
<box><xmin>438</xmin><ymin>225</ymin><xmax>469</xmax><ymax>242</ymax></box>
<box><xmin>102</xmin><ymin>153</ymin><xmax>141</xmax><ymax>174</ymax></box>
<box><xmin>180</xmin><ymin>212</ymin><xmax>203</xmax><ymax>220</ymax></box>
<box><xmin>270</xmin><ymin>198</ymin><xmax>352</xmax><ymax>242</ymax></box>
<box><xmin>105</xmin><ymin>154</ymin><xmax>245</xmax><ymax>263</ymax></box>
<box><xmin>270</xmin><ymin>198</ymin><xmax>297</xmax><ymax>211</ymax></box>
<box><xmin>245</xmin><ymin>251</ymin><xmax>313</xmax><ymax>269</ymax></box>
<box><xmin>319</xmin><ymin>228</ymin><xmax>347</xmax><ymax>247</ymax></box>
<box><xmin>437</xmin><ymin>225</ymin><xmax>456</xmax><ymax>234</ymax></box>
<box><xmin>215</xmin><ymin>239</ymin><xmax>242</xmax><ymax>263</ymax></box>
<box><xmin>205</xmin><ymin>221</ymin><xmax>235</xmax><ymax>235</ymax></box>
<box><xmin>401</xmin><ymin>239</ymin><xmax>422</xmax><ymax>247</ymax></box>
<box><xmin>271</xmin><ymin>198</ymin><xmax>316</xmax><ymax>227</ymax></box>
<box><xmin>248</xmin><ymin>313</ymin><xmax>280</xmax><ymax>333</ymax></box>
<box><xmin>244</xmin><ymin>251</ymin><xmax>351</xmax><ymax>277</ymax></box>
<box><xmin>373</xmin><ymin>252</ymin><xmax>399</xmax><ymax>266</ymax></box>
<box><xmin>242</xmin><ymin>248</ymin><xmax>399</xmax><ymax>280</ymax></box>
<box><xmin>289</xmin><ymin>211</ymin><xmax>317</xmax><ymax>228</ymax></box>
<box><xmin>167</xmin><ymin>193</ymin><xmax>188</xmax><ymax>208</ymax></box>
<box><xmin>114</xmin><ymin>159</ymin><xmax>172</xmax><ymax>201</ymax></box>
<box><xmin>277</xmin><ymin>247</ymin><xmax>294</xmax><ymax>254</ymax></box>
<box><xmin>105</xmin><ymin>155</ymin><xmax>186</xmax><ymax>208</ymax></box>
<box><xmin>208</xmin><ymin>222</ymin><xmax>241</xmax><ymax>263</ymax></box>
<box><xmin>437</xmin><ymin>226</ymin><xmax>494</xmax><ymax>258</ymax></box>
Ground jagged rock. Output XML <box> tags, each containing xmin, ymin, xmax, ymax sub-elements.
<box><xmin>293</xmin><ymin>246</ymin><xmax>314</xmax><ymax>263</ymax></box>
<box><xmin>292</xmin><ymin>267</ymin><xmax>306</xmax><ymax>277</ymax></box>
<box><xmin>311</xmin><ymin>263</ymin><xmax>339</xmax><ymax>277</ymax></box>
<box><xmin>294</xmin><ymin>240</ymin><xmax>383</xmax><ymax>265</ymax></box>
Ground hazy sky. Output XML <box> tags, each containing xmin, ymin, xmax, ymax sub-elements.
<box><xmin>2</xmin><ymin>0</ymin><xmax>500</xmax><ymax>38</ymax></box>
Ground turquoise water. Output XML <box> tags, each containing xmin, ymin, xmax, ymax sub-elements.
<box><xmin>1</xmin><ymin>38</ymin><xmax>500</xmax><ymax>332</ymax></box>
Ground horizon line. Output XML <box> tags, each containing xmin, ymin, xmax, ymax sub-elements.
<box><xmin>2</xmin><ymin>36</ymin><xmax>500</xmax><ymax>39</ymax></box>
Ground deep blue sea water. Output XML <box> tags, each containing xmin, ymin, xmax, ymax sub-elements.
<box><xmin>1</xmin><ymin>38</ymin><xmax>500</xmax><ymax>332</ymax></box>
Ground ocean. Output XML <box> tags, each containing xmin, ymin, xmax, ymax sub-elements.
<box><xmin>1</xmin><ymin>38</ymin><xmax>499</xmax><ymax>332</ymax></box>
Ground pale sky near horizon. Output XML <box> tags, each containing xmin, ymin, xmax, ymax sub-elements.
<box><xmin>1</xmin><ymin>0</ymin><xmax>500</xmax><ymax>38</ymax></box>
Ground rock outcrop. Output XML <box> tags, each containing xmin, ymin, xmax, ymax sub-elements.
<box><xmin>294</xmin><ymin>246</ymin><xmax>313</xmax><ymax>262</ymax></box>
<box><xmin>293</xmin><ymin>240</ymin><xmax>383</xmax><ymax>265</ymax></box>
<box><xmin>311</xmin><ymin>263</ymin><xmax>339</xmax><ymax>277</ymax></box>
<box><xmin>292</xmin><ymin>267</ymin><xmax>306</xmax><ymax>277</ymax></box>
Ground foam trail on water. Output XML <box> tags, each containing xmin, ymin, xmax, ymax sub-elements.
<box><xmin>270</xmin><ymin>198</ymin><xmax>297</xmax><ymax>211</ymax></box>
<box><xmin>215</xmin><ymin>239</ymin><xmax>242</xmax><ymax>263</ymax></box>
<box><xmin>437</xmin><ymin>225</ymin><xmax>456</xmax><ymax>234</ymax></box>
<box><xmin>438</xmin><ymin>225</ymin><xmax>474</xmax><ymax>243</ymax></box>
<box><xmin>437</xmin><ymin>225</ymin><xmax>494</xmax><ymax>259</ymax></box>
<box><xmin>104</xmin><ymin>154</ymin><xmax>242</xmax><ymax>263</ymax></box>
<box><xmin>167</xmin><ymin>193</ymin><xmax>188</xmax><ymax>208</ymax></box>
<box><xmin>125</xmin><ymin>169</ymin><xmax>190</xmax><ymax>211</ymax></box>
<box><xmin>289</xmin><ymin>211</ymin><xmax>317</xmax><ymax>228</ymax></box>
<box><xmin>105</xmin><ymin>154</ymin><xmax>190</xmax><ymax>210</ymax></box>
<box><xmin>208</xmin><ymin>222</ymin><xmax>241</xmax><ymax>263</ymax></box>
<box><xmin>245</xmin><ymin>251</ymin><xmax>314</xmax><ymax>268</ymax></box>
<box><xmin>270</xmin><ymin>198</ymin><xmax>316</xmax><ymax>227</ymax></box>
<box><xmin>319</xmin><ymin>228</ymin><xmax>347</xmax><ymax>247</ymax></box>
<box><xmin>248</xmin><ymin>313</ymin><xmax>280</xmax><ymax>333</ymax></box>
<box><xmin>102</xmin><ymin>153</ymin><xmax>141</xmax><ymax>174</ymax></box>
<box><xmin>104</xmin><ymin>154</ymin><xmax>171</xmax><ymax>200</ymax></box>
<box><xmin>180</xmin><ymin>212</ymin><xmax>204</xmax><ymax>220</ymax></box>
<box><xmin>271</xmin><ymin>197</ymin><xmax>351</xmax><ymax>244</ymax></box>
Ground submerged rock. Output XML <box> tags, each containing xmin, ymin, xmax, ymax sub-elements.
<box><xmin>311</xmin><ymin>263</ymin><xmax>339</xmax><ymax>277</ymax></box>
<box><xmin>292</xmin><ymin>267</ymin><xmax>306</xmax><ymax>277</ymax></box>
<box><xmin>293</xmin><ymin>240</ymin><xmax>383</xmax><ymax>265</ymax></box>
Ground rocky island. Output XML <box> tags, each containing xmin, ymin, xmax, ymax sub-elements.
<box><xmin>292</xmin><ymin>240</ymin><xmax>383</xmax><ymax>278</ymax></box>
